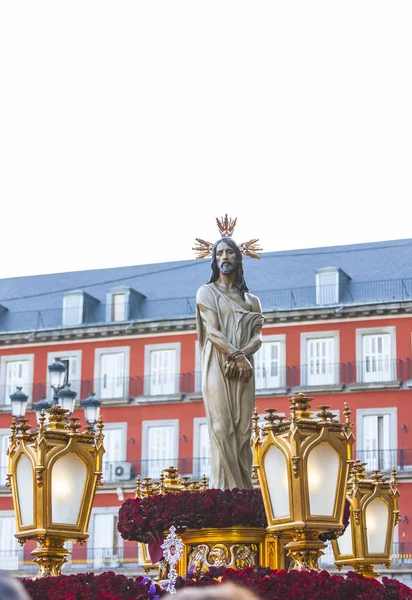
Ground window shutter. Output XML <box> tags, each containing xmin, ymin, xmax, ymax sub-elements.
<box><xmin>197</xmin><ymin>423</ymin><xmax>211</xmax><ymax>478</ymax></box>
<box><xmin>100</xmin><ymin>353</ymin><xmax>125</xmax><ymax>399</ymax></box>
<box><xmin>306</xmin><ymin>338</ymin><xmax>335</xmax><ymax>385</ymax></box>
<box><xmin>147</xmin><ymin>425</ymin><xmax>175</xmax><ymax>478</ymax></box>
<box><xmin>150</xmin><ymin>350</ymin><xmax>176</xmax><ymax>395</ymax></box>
<box><xmin>362</xmin><ymin>415</ymin><xmax>379</xmax><ymax>470</ymax></box>
<box><xmin>6</xmin><ymin>360</ymin><xmax>30</xmax><ymax>403</ymax></box>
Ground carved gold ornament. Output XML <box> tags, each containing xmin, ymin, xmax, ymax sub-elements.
<box><xmin>193</xmin><ymin>214</ymin><xmax>262</xmax><ymax>260</ymax></box>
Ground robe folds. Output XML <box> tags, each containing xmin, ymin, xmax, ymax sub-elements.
<box><xmin>196</xmin><ymin>283</ymin><xmax>264</xmax><ymax>490</ymax></box>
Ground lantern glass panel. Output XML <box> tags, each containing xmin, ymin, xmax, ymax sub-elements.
<box><xmin>51</xmin><ymin>453</ymin><xmax>87</xmax><ymax>525</ymax></box>
<box><xmin>16</xmin><ymin>454</ymin><xmax>34</xmax><ymax>526</ymax></box>
<box><xmin>336</xmin><ymin>518</ymin><xmax>353</xmax><ymax>556</ymax></box>
<box><xmin>365</xmin><ymin>497</ymin><xmax>389</xmax><ymax>554</ymax></box>
<box><xmin>307</xmin><ymin>442</ymin><xmax>339</xmax><ymax>516</ymax></box>
<box><xmin>264</xmin><ymin>444</ymin><xmax>290</xmax><ymax>519</ymax></box>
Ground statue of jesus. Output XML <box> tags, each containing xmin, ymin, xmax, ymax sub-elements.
<box><xmin>194</xmin><ymin>217</ymin><xmax>264</xmax><ymax>490</ymax></box>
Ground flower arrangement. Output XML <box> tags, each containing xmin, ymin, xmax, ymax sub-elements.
<box><xmin>175</xmin><ymin>566</ymin><xmax>412</xmax><ymax>599</ymax></box>
<box><xmin>118</xmin><ymin>487</ymin><xmax>349</xmax><ymax>544</ymax></box>
<box><xmin>21</xmin><ymin>572</ymin><xmax>163</xmax><ymax>600</ymax></box>
<box><xmin>20</xmin><ymin>567</ymin><xmax>412</xmax><ymax>599</ymax></box>
<box><xmin>118</xmin><ymin>488</ymin><xmax>267</xmax><ymax>543</ymax></box>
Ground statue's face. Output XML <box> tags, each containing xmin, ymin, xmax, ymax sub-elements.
<box><xmin>215</xmin><ymin>241</ymin><xmax>238</xmax><ymax>275</ymax></box>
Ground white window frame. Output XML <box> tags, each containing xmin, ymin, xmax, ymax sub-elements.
<box><xmin>0</xmin><ymin>353</ymin><xmax>34</xmax><ymax>406</ymax></box>
<box><xmin>106</xmin><ymin>288</ymin><xmax>131</xmax><ymax>323</ymax></box>
<box><xmin>62</xmin><ymin>292</ymin><xmax>84</xmax><ymax>326</ymax></box>
<box><xmin>356</xmin><ymin>326</ymin><xmax>396</xmax><ymax>383</ymax></box>
<box><xmin>316</xmin><ymin>268</ymin><xmax>339</xmax><ymax>306</ymax></box>
<box><xmin>102</xmin><ymin>422</ymin><xmax>128</xmax><ymax>482</ymax></box>
<box><xmin>46</xmin><ymin>350</ymin><xmax>82</xmax><ymax>401</ymax></box>
<box><xmin>0</xmin><ymin>428</ymin><xmax>10</xmax><ymax>486</ymax></box>
<box><xmin>142</xmin><ymin>419</ymin><xmax>179</xmax><ymax>479</ymax></box>
<box><xmin>0</xmin><ymin>510</ymin><xmax>20</xmax><ymax>570</ymax></box>
<box><xmin>193</xmin><ymin>417</ymin><xmax>211</xmax><ymax>479</ymax></box>
<box><xmin>89</xmin><ymin>506</ymin><xmax>123</xmax><ymax>569</ymax></box>
<box><xmin>144</xmin><ymin>343</ymin><xmax>181</xmax><ymax>396</ymax></box>
<box><xmin>300</xmin><ymin>331</ymin><xmax>340</xmax><ymax>386</ymax></box>
<box><xmin>94</xmin><ymin>346</ymin><xmax>130</xmax><ymax>400</ymax></box>
<box><xmin>356</xmin><ymin>408</ymin><xmax>397</xmax><ymax>472</ymax></box>
<box><xmin>254</xmin><ymin>334</ymin><xmax>286</xmax><ymax>390</ymax></box>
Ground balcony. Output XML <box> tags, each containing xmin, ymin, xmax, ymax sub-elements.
<box><xmin>355</xmin><ymin>448</ymin><xmax>412</xmax><ymax>473</ymax></box>
<box><xmin>97</xmin><ymin>457</ymin><xmax>212</xmax><ymax>483</ymax></box>
<box><xmin>0</xmin><ymin>545</ymin><xmax>143</xmax><ymax>574</ymax></box>
<box><xmin>2</xmin><ymin>357</ymin><xmax>412</xmax><ymax>409</ymax></box>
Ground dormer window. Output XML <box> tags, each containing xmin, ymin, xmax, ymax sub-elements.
<box><xmin>62</xmin><ymin>291</ymin><xmax>99</xmax><ymax>327</ymax></box>
<box><xmin>106</xmin><ymin>287</ymin><xmax>146</xmax><ymax>323</ymax></box>
<box><xmin>63</xmin><ymin>292</ymin><xmax>84</xmax><ymax>326</ymax></box>
<box><xmin>112</xmin><ymin>293</ymin><xmax>126</xmax><ymax>322</ymax></box>
<box><xmin>315</xmin><ymin>267</ymin><xmax>350</xmax><ymax>306</ymax></box>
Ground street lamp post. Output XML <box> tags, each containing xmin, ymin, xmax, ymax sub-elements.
<box><xmin>48</xmin><ymin>358</ymin><xmax>67</xmax><ymax>403</ymax></box>
<box><xmin>7</xmin><ymin>405</ymin><xmax>105</xmax><ymax>578</ymax></box>
<box><xmin>332</xmin><ymin>460</ymin><xmax>400</xmax><ymax>577</ymax></box>
<box><xmin>9</xmin><ymin>387</ymin><xmax>29</xmax><ymax>420</ymax></box>
<box><xmin>82</xmin><ymin>393</ymin><xmax>101</xmax><ymax>427</ymax></box>
<box><xmin>253</xmin><ymin>393</ymin><xmax>353</xmax><ymax>571</ymax></box>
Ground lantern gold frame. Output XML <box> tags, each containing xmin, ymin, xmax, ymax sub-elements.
<box><xmin>253</xmin><ymin>394</ymin><xmax>354</xmax><ymax>570</ymax></box>
<box><xmin>7</xmin><ymin>406</ymin><xmax>105</xmax><ymax>578</ymax></box>
<box><xmin>332</xmin><ymin>460</ymin><xmax>400</xmax><ymax>578</ymax></box>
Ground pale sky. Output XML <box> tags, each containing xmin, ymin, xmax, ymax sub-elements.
<box><xmin>1</xmin><ymin>1</ymin><xmax>411</xmax><ymax>280</ymax></box>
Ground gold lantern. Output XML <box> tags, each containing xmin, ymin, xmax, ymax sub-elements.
<box><xmin>6</xmin><ymin>406</ymin><xmax>105</xmax><ymax>578</ymax></box>
<box><xmin>332</xmin><ymin>460</ymin><xmax>400</xmax><ymax>578</ymax></box>
<box><xmin>253</xmin><ymin>393</ymin><xmax>354</xmax><ymax>570</ymax></box>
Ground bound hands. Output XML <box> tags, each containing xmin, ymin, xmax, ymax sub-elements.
<box><xmin>224</xmin><ymin>351</ymin><xmax>253</xmax><ymax>382</ymax></box>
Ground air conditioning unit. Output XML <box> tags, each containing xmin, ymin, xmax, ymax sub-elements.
<box><xmin>113</xmin><ymin>461</ymin><xmax>132</xmax><ymax>481</ymax></box>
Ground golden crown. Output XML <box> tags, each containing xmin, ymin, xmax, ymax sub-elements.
<box><xmin>193</xmin><ymin>214</ymin><xmax>262</xmax><ymax>260</ymax></box>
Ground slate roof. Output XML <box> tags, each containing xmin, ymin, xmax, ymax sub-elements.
<box><xmin>1</xmin><ymin>238</ymin><xmax>412</xmax><ymax>333</ymax></box>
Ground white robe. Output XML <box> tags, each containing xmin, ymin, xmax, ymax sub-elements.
<box><xmin>196</xmin><ymin>283</ymin><xmax>264</xmax><ymax>490</ymax></box>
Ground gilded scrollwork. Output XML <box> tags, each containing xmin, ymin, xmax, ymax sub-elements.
<box><xmin>188</xmin><ymin>542</ymin><xmax>258</xmax><ymax>574</ymax></box>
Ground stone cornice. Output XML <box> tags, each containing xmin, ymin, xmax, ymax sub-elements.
<box><xmin>0</xmin><ymin>300</ymin><xmax>412</xmax><ymax>347</ymax></box>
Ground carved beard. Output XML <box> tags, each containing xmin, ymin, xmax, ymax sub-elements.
<box><xmin>219</xmin><ymin>263</ymin><xmax>236</xmax><ymax>275</ymax></box>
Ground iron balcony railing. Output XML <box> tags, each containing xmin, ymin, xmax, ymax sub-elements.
<box><xmin>355</xmin><ymin>448</ymin><xmax>412</xmax><ymax>472</ymax></box>
<box><xmin>2</xmin><ymin>276</ymin><xmax>412</xmax><ymax>334</ymax></box>
<box><xmin>99</xmin><ymin>457</ymin><xmax>212</xmax><ymax>483</ymax></box>
<box><xmin>0</xmin><ymin>546</ymin><xmax>142</xmax><ymax>573</ymax></box>
<box><xmin>346</xmin><ymin>359</ymin><xmax>403</xmax><ymax>384</ymax></box>
<box><xmin>0</xmin><ymin>359</ymin><xmax>410</xmax><ymax>408</ymax></box>
<box><xmin>319</xmin><ymin>541</ymin><xmax>412</xmax><ymax>567</ymax></box>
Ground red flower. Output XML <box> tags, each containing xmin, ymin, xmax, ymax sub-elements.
<box><xmin>118</xmin><ymin>488</ymin><xmax>267</xmax><ymax>543</ymax></box>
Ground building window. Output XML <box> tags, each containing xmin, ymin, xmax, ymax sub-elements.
<box><xmin>90</xmin><ymin>508</ymin><xmax>122</xmax><ymax>569</ymax></box>
<box><xmin>193</xmin><ymin>418</ymin><xmax>211</xmax><ymax>479</ymax></box>
<box><xmin>0</xmin><ymin>513</ymin><xmax>20</xmax><ymax>570</ymax></box>
<box><xmin>356</xmin><ymin>327</ymin><xmax>396</xmax><ymax>383</ymax></box>
<box><xmin>47</xmin><ymin>351</ymin><xmax>82</xmax><ymax>400</ymax></box>
<box><xmin>144</xmin><ymin>343</ymin><xmax>181</xmax><ymax>396</ymax></box>
<box><xmin>94</xmin><ymin>347</ymin><xmax>130</xmax><ymax>400</ymax></box>
<box><xmin>142</xmin><ymin>420</ymin><xmax>178</xmax><ymax>479</ymax></box>
<box><xmin>316</xmin><ymin>268</ymin><xmax>339</xmax><ymax>306</ymax></box>
<box><xmin>62</xmin><ymin>293</ymin><xmax>84</xmax><ymax>326</ymax></box>
<box><xmin>0</xmin><ymin>430</ymin><xmax>10</xmax><ymax>487</ymax></box>
<box><xmin>112</xmin><ymin>294</ymin><xmax>126</xmax><ymax>322</ymax></box>
<box><xmin>0</xmin><ymin>354</ymin><xmax>34</xmax><ymax>405</ymax></box>
<box><xmin>356</xmin><ymin>408</ymin><xmax>397</xmax><ymax>472</ymax></box>
<box><xmin>300</xmin><ymin>332</ymin><xmax>339</xmax><ymax>386</ymax></box>
<box><xmin>101</xmin><ymin>423</ymin><xmax>128</xmax><ymax>482</ymax></box>
<box><xmin>254</xmin><ymin>335</ymin><xmax>286</xmax><ymax>390</ymax></box>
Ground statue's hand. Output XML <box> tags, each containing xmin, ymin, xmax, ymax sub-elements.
<box><xmin>234</xmin><ymin>354</ymin><xmax>253</xmax><ymax>382</ymax></box>
<box><xmin>224</xmin><ymin>360</ymin><xmax>239</xmax><ymax>379</ymax></box>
